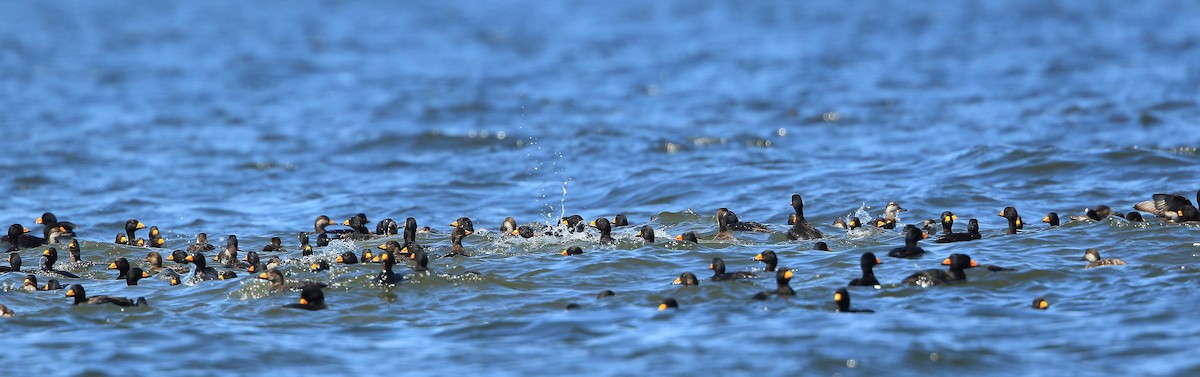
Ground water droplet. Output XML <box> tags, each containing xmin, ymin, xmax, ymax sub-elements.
<box><xmin>845</xmin><ymin>359</ymin><xmax>858</xmax><ymax>368</ymax></box>
<box><xmin>930</xmin><ymin>352</ymin><xmax>941</xmax><ymax>362</ymax></box>
<box><xmin>776</xmin><ymin>128</ymin><xmax>787</xmax><ymax>136</ymax></box>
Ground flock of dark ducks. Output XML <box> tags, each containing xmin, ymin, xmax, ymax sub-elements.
<box><xmin>1</xmin><ymin>189</ymin><xmax>1197</xmax><ymax>318</ymax></box>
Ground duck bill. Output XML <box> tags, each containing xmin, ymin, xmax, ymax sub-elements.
<box><xmin>753</xmin><ymin>254</ymin><xmax>763</xmax><ymax>261</ymax></box>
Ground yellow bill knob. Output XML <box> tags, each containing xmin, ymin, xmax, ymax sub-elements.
<box><xmin>672</xmin><ymin>277</ymin><xmax>682</xmax><ymax>284</ymax></box>
<box><xmin>335</xmin><ymin>256</ymin><xmax>344</xmax><ymax>263</ymax></box>
<box><xmin>66</xmin><ymin>290</ymin><xmax>75</xmax><ymax>297</ymax></box>
<box><xmin>185</xmin><ymin>255</ymin><xmax>194</xmax><ymax>262</ymax></box>
<box><xmin>258</xmin><ymin>272</ymin><xmax>269</xmax><ymax>279</ymax></box>
<box><xmin>42</xmin><ymin>249</ymin><xmax>50</xmax><ymax>256</ymax></box>
<box><xmin>674</xmin><ymin>235</ymin><xmax>683</xmax><ymax>240</ymax></box>
<box><xmin>658</xmin><ymin>303</ymin><xmax>668</xmax><ymax>311</ymax></box>
<box><xmin>35</xmin><ymin>217</ymin><xmax>43</xmax><ymax>224</ymax></box>
<box><xmin>942</xmin><ymin>258</ymin><xmax>951</xmax><ymax>265</ymax></box>
<box><xmin>141</xmin><ymin>271</ymin><xmax>150</xmax><ymax>278</ymax></box>
<box><xmin>450</xmin><ymin>221</ymin><xmax>460</xmax><ymax>227</ymax></box>
<box><xmin>1039</xmin><ymin>300</ymin><xmax>1049</xmax><ymax>309</ymax></box>
<box><xmin>561</xmin><ymin>249</ymin><xmax>569</xmax><ymax>256</ymax></box>
<box><xmin>310</xmin><ymin>263</ymin><xmax>319</xmax><ymax>270</ymax></box>
<box><xmin>783</xmin><ymin>270</ymin><xmax>794</xmax><ymax>279</ymax></box>
<box><xmin>834</xmin><ymin>293</ymin><xmax>842</xmax><ymax>301</ymax></box>
<box><xmin>342</xmin><ymin>219</ymin><xmax>351</xmax><ymax>226</ymax></box>
<box><xmin>952</xmin><ymin>215</ymin><xmax>958</xmax><ymax>220</ymax></box>
<box><xmin>588</xmin><ymin>220</ymin><xmax>597</xmax><ymax>227</ymax></box>
<box><xmin>1042</xmin><ymin>216</ymin><xmax>1051</xmax><ymax>222</ymax></box>
<box><xmin>108</xmin><ymin>262</ymin><xmax>118</xmax><ymax>269</ymax></box>
<box><xmin>299</xmin><ymin>298</ymin><xmax>309</xmax><ymax>305</ymax></box>
<box><xmin>136</xmin><ymin>222</ymin><xmax>145</xmax><ymax>229</ymax></box>
<box><xmin>753</xmin><ymin>254</ymin><xmax>763</xmax><ymax>261</ymax></box>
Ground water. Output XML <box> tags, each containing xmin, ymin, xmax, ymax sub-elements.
<box><xmin>1</xmin><ymin>0</ymin><xmax>1199</xmax><ymax>375</ymax></box>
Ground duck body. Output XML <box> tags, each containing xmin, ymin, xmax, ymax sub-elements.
<box><xmin>848</xmin><ymin>252</ymin><xmax>882</xmax><ymax>286</ymax></box>
<box><xmin>887</xmin><ymin>225</ymin><xmax>927</xmax><ymax>258</ymax></box>
<box><xmin>902</xmin><ymin>254</ymin><xmax>976</xmax><ymax>286</ymax></box>
<box><xmin>786</xmin><ymin>195</ymin><xmax>823</xmax><ymax>240</ymax></box>
<box><xmin>709</xmin><ymin>257</ymin><xmax>755</xmax><ymax>281</ymax></box>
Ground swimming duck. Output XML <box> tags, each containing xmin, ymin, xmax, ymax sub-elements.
<box><xmin>943</xmin><ymin>256</ymin><xmax>1016</xmax><ymax>272</ymax></box>
<box><xmin>372</xmin><ymin>250</ymin><xmax>404</xmax><ymax>285</ymax></box>
<box><xmin>185</xmin><ymin>252</ymin><xmax>220</xmax><ymax>281</ymax></box>
<box><xmin>283</xmin><ymin>286</ymin><xmax>327</xmax><ymax>310</ymax></box>
<box><xmin>1042</xmin><ymin>213</ymin><xmax>1060</xmax><ymax>226</ymax></box>
<box><xmin>310</xmin><ymin>260</ymin><xmax>330</xmax><ymax>272</ymax></box>
<box><xmin>218</xmin><ymin>271</ymin><xmax>238</xmax><ymax>280</ymax></box>
<box><xmin>313</xmin><ymin>215</ymin><xmax>351</xmax><ymax>235</ymax></box>
<box><xmin>512</xmin><ymin>225</ymin><xmax>536</xmax><ymax>239</ymax></box>
<box><xmin>125</xmin><ymin>267</ymin><xmax>150</xmax><ymax>286</ymax></box>
<box><xmin>847</xmin><ymin>217</ymin><xmax>863</xmax><ymax>231</ymax></box>
<box><xmin>300</xmin><ymin>244</ymin><xmax>314</xmax><ymax>257</ymax></box>
<box><xmin>66</xmin><ymin>285</ymin><xmax>146</xmax><ymax>307</ymax></box>
<box><xmin>635</xmin><ymin>225</ymin><xmax>655</xmax><ymax>243</ymax></box>
<box><xmin>709</xmin><ymin>257</ymin><xmax>755</xmax><ymax>281</ymax></box>
<box><xmin>2</xmin><ymin>252</ymin><xmax>24</xmax><ymax>273</ymax></box>
<box><xmin>215</xmin><ymin>244</ymin><xmax>249</xmax><ymax>269</ymax></box>
<box><xmin>813</xmin><ymin>242</ymin><xmax>831</xmax><ymax>252</ymax></box>
<box><xmin>561</xmin><ymin>246</ymin><xmax>584</xmax><ymax>256</ymax></box>
<box><xmin>258</xmin><ymin>268</ymin><xmax>327</xmax><ymax>291</ymax></box>
<box><xmin>146</xmin><ymin>226</ymin><xmax>166</xmax><ymax>249</ymax></box>
<box><xmin>921</xmin><ymin>219</ymin><xmax>939</xmax><ymax>236</ymax></box>
<box><xmin>560</xmin><ymin>215</ymin><xmax>586</xmax><ymax>233</ymax></box>
<box><xmin>672</xmin><ymin>272</ymin><xmax>700</xmax><ymax>286</ymax></box>
<box><xmin>341</xmin><ymin>213</ymin><xmax>372</xmax><ymax>234</ymax></box>
<box><xmin>500</xmin><ymin>217</ymin><xmax>518</xmax><ymax>236</ymax></box>
<box><xmin>4</xmin><ymin>224</ymin><xmax>41</xmax><ymax>251</ymax></box>
<box><xmin>873</xmin><ymin>202</ymin><xmax>906</xmax><ymax>230</ymax></box>
<box><xmin>402</xmin><ymin>217</ymin><xmax>419</xmax><ymax>245</ymax></box>
<box><xmin>713</xmin><ymin>209</ymin><xmax>736</xmax><ymax>241</ymax></box>
<box><xmin>360</xmin><ymin>249</ymin><xmax>376</xmax><ymax>264</ymax></box>
<box><xmin>376</xmin><ymin>218</ymin><xmax>400</xmax><ymax>236</ymax></box>
<box><xmin>316</xmin><ymin>233</ymin><xmax>331</xmax><ymax>247</ymax></box>
<box><xmin>169</xmin><ymin>249</ymin><xmax>190</xmax><ymax>266</ymax></box>
<box><xmin>410</xmin><ymin>250</ymin><xmax>431</xmax><ymax>273</ymax></box>
<box><xmin>446</xmin><ymin>227</ymin><xmax>471</xmax><ymax>258</ymax></box>
<box><xmin>449</xmin><ymin>217</ymin><xmax>474</xmax><ymax>233</ymax></box>
<box><xmin>657</xmin><ymin>298</ymin><xmax>679</xmax><ymax>311</ymax></box>
<box><xmin>589</xmin><ymin>218</ymin><xmax>615</xmax><ymax>244</ymax></box>
<box><xmin>262</xmin><ymin>237</ymin><xmax>285</xmax><ymax>252</ymax></box>
<box><xmin>786</xmin><ymin>194</ymin><xmax>823</xmax><ymax>240</ymax></box>
<box><xmin>966</xmin><ymin>219</ymin><xmax>982</xmax><ymax>239</ymax></box>
<box><xmin>160</xmin><ymin>269</ymin><xmax>183</xmax><ymax>286</ymax></box>
<box><xmin>145</xmin><ymin>251</ymin><xmax>189</xmax><ymax>275</ymax></box>
<box><xmin>46</xmin><ymin>223</ymin><xmax>75</xmax><ymax>244</ymax></box>
<box><xmin>0</xmin><ymin>304</ymin><xmax>11</xmax><ymax>317</ymax></box>
<box><xmin>848</xmin><ymin>252</ymin><xmax>882</xmax><ymax>287</ymax></box>
<box><xmin>674</xmin><ymin>232</ymin><xmax>699</xmax><ymax>243</ymax></box>
<box><xmin>751</xmin><ymin>268</ymin><xmax>796</xmax><ymax>300</ymax></box>
<box><xmin>1032</xmin><ymin>297</ymin><xmax>1049</xmax><ymax>310</ymax></box>
<box><xmin>886</xmin><ymin>225</ymin><xmax>927</xmax><ymax>258</ymax></box>
<box><xmin>722</xmin><ymin>208</ymin><xmax>772</xmax><ymax>233</ymax></box>
<box><xmin>64</xmin><ymin>239</ymin><xmax>94</xmax><ymax>268</ymax></box>
<box><xmin>1082</xmin><ymin>248</ymin><xmax>1126</xmax><ymax>268</ymax></box>
<box><xmin>597</xmin><ymin>290</ymin><xmax>616</xmax><ymax>299</ymax></box>
<box><xmin>114</xmin><ymin>233</ymin><xmax>128</xmax><ymax>245</ymax></box>
<box><xmin>108</xmin><ymin>258</ymin><xmax>131</xmax><ymax>280</ymax></box>
<box><xmin>1068</xmin><ymin>205</ymin><xmax>1114</xmax><ymax>222</ymax></box>
<box><xmin>123</xmin><ymin>219</ymin><xmax>146</xmax><ymax>245</ymax></box>
<box><xmin>830</xmin><ymin>217</ymin><xmax>844</xmax><ymax>229</ymax></box>
<box><xmin>902</xmin><ymin>253</ymin><xmax>976</xmax><ymax>286</ymax></box>
<box><xmin>753</xmin><ymin>250</ymin><xmax>778</xmax><ymax>272</ymax></box>
<box><xmin>23</xmin><ymin>275</ymin><xmax>64</xmax><ymax>291</ymax></box>
<box><xmin>998</xmin><ymin>207</ymin><xmax>1021</xmax><ymax>234</ymax></box>
<box><xmin>612</xmin><ymin>214</ymin><xmax>630</xmax><ymax>228</ymax></box>
<box><xmin>335</xmin><ymin>251</ymin><xmax>358</xmax><ymax>264</ymax></box>
<box><xmin>834</xmin><ymin>288</ymin><xmax>873</xmax><ymax>313</ymax></box>
<box><xmin>934</xmin><ymin>211</ymin><xmax>975</xmax><ymax>243</ymax></box>
<box><xmin>35</xmin><ymin>212</ymin><xmax>77</xmax><ymax>243</ymax></box>
<box><xmin>1125</xmin><ymin>212</ymin><xmax>1146</xmax><ymax>222</ymax></box>
<box><xmin>38</xmin><ymin>248</ymin><xmax>80</xmax><ymax>278</ymax></box>
<box><xmin>187</xmin><ymin>233</ymin><xmax>215</xmax><ymax>252</ymax></box>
